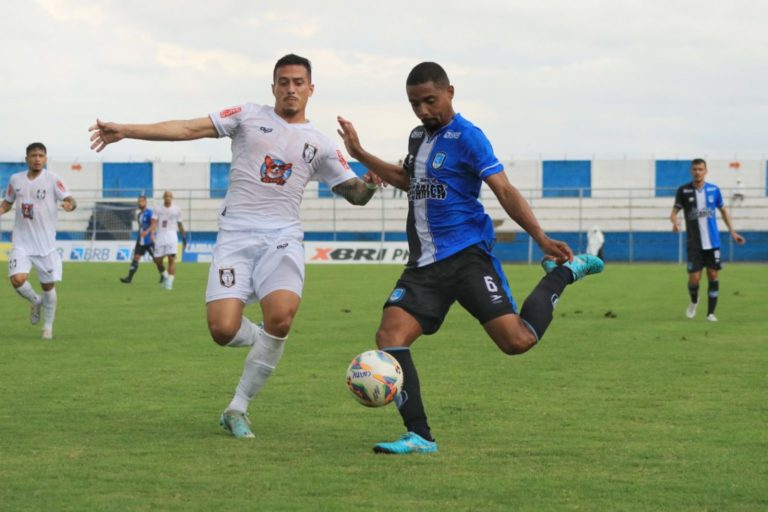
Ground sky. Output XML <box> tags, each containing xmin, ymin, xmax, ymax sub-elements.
<box><xmin>1</xmin><ymin>0</ymin><xmax>767</xmax><ymax>163</ymax></box>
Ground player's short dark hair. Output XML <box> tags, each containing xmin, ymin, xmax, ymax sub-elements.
<box><xmin>273</xmin><ymin>54</ymin><xmax>312</xmax><ymax>82</ymax></box>
<box><xmin>406</xmin><ymin>62</ymin><xmax>450</xmax><ymax>89</ymax></box>
<box><xmin>691</xmin><ymin>158</ymin><xmax>707</xmax><ymax>168</ymax></box>
<box><xmin>26</xmin><ymin>142</ymin><xmax>47</xmax><ymax>155</ymax></box>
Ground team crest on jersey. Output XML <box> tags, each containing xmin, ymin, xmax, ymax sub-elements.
<box><xmin>259</xmin><ymin>126</ymin><xmax>273</xmax><ymax>134</ymax></box>
<box><xmin>260</xmin><ymin>155</ymin><xmax>293</xmax><ymax>185</ymax></box>
<box><xmin>432</xmin><ymin>152</ymin><xmax>447</xmax><ymax>169</ymax></box>
<box><xmin>219</xmin><ymin>268</ymin><xmax>236</xmax><ymax>288</ymax></box>
<box><xmin>302</xmin><ymin>143</ymin><xmax>318</xmax><ymax>163</ymax></box>
<box><xmin>388</xmin><ymin>287</ymin><xmax>405</xmax><ymax>302</ymax></box>
<box><xmin>36</xmin><ymin>189</ymin><xmax>46</xmax><ymax>199</ymax></box>
<box><xmin>21</xmin><ymin>202</ymin><xmax>34</xmax><ymax>219</ymax></box>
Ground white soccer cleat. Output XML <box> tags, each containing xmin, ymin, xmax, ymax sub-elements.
<box><xmin>30</xmin><ymin>300</ymin><xmax>42</xmax><ymax>325</ymax></box>
<box><xmin>706</xmin><ymin>314</ymin><xmax>718</xmax><ymax>322</ymax></box>
<box><xmin>685</xmin><ymin>302</ymin><xmax>698</xmax><ymax>319</ymax></box>
<box><xmin>41</xmin><ymin>328</ymin><xmax>53</xmax><ymax>340</ymax></box>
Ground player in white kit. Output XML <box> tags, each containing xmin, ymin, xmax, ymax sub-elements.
<box><xmin>0</xmin><ymin>143</ymin><xmax>77</xmax><ymax>339</ymax></box>
<box><xmin>152</xmin><ymin>190</ymin><xmax>186</xmax><ymax>290</ymax></box>
<box><xmin>89</xmin><ymin>54</ymin><xmax>380</xmax><ymax>438</ymax></box>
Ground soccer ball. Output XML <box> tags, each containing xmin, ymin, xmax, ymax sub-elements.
<box><xmin>346</xmin><ymin>350</ymin><xmax>404</xmax><ymax>407</ymax></box>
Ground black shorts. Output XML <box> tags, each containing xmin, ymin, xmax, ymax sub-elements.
<box><xmin>384</xmin><ymin>244</ymin><xmax>517</xmax><ymax>335</ymax></box>
<box><xmin>686</xmin><ymin>245</ymin><xmax>721</xmax><ymax>272</ymax></box>
<box><xmin>134</xmin><ymin>240</ymin><xmax>155</xmax><ymax>258</ymax></box>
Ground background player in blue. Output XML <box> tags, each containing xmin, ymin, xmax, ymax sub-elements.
<box><xmin>670</xmin><ymin>158</ymin><xmax>745</xmax><ymax>322</ymax></box>
<box><xmin>119</xmin><ymin>194</ymin><xmax>165</xmax><ymax>284</ymax></box>
<box><xmin>338</xmin><ymin>62</ymin><xmax>604</xmax><ymax>454</ymax></box>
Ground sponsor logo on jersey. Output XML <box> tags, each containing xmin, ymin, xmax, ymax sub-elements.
<box><xmin>443</xmin><ymin>130</ymin><xmax>461</xmax><ymax>139</ymax></box>
<box><xmin>408</xmin><ymin>178</ymin><xmax>446</xmax><ymax>200</ymax></box>
<box><xmin>219</xmin><ymin>268</ymin><xmax>236</xmax><ymax>288</ymax></box>
<box><xmin>36</xmin><ymin>189</ymin><xmax>46</xmax><ymax>199</ymax></box>
<box><xmin>410</xmin><ymin>128</ymin><xmax>425</xmax><ymax>139</ymax></box>
<box><xmin>302</xmin><ymin>143</ymin><xmax>318</xmax><ymax>163</ymax></box>
<box><xmin>259</xmin><ymin>126</ymin><xmax>273</xmax><ymax>133</ymax></box>
<box><xmin>260</xmin><ymin>155</ymin><xmax>293</xmax><ymax>185</ymax></box>
<box><xmin>219</xmin><ymin>106</ymin><xmax>242</xmax><ymax>118</ymax></box>
<box><xmin>388</xmin><ymin>288</ymin><xmax>405</xmax><ymax>302</ymax></box>
<box><xmin>432</xmin><ymin>152</ymin><xmax>446</xmax><ymax>169</ymax></box>
<box><xmin>21</xmin><ymin>203</ymin><xmax>34</xmax><ymax>219</ymax></box>
<box><xmin>276</xmin><ymin>243</ymin><xmax>288</xmax><ymax>249</ymax></box>
<box><xmin>336</xmin><ymin>149</ymin><xmax>350</xmax><ymax>170</ymax></box>
<box><xmin>688</xmin><ymin>208</ymin><xmax>713</xmax><ymax>220</ymax></box>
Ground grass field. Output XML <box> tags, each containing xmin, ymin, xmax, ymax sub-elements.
<box><xmin>1</xmin><ymin>262</ymin><xmax>766</xmax><ymax>511</ymax></box>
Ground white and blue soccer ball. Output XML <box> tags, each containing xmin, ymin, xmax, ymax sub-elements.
<box><xmin>346</xmin><ymin>350</ymin><xmax>403</xmax><ymax>407</ymax></box>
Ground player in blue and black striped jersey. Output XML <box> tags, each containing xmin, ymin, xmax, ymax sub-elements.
<box><xmin>338</xmin><ymin>62</ymin><xmax>604</xmax><ymax>454</ymax></box>
<box><xmin>670</xmin><ymin>158</ymin><xmax>745</xmax><ymax>321</ymax></box>
<box><xmin>119</xmin><ymin>194</ymin><xmax>166</xmax><ymax>284</ymax></box>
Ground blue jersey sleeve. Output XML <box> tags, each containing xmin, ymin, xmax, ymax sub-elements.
<box><xmin>464</xmin><ymin>127</ymin><xmax>504</xmax><ymax>180</ymax></box>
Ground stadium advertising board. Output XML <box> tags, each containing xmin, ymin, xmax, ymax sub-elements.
<box><xmin>0</xmin><ymin>241</ymin><xmax>410</xmax><ymax>264</ymax></box>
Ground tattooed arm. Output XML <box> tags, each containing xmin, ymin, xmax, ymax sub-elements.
<box><xmin>332</xmin><ymin>174</ymin><xmax>379</xmax><ymax>206</ymax></box>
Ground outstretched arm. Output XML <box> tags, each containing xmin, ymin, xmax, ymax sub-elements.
<box><xmin>337</xmin><ymin>116</ymin><xmax>410</xmax><ymax>190</ymax></box>
<box><xmin>332</xmin><ymin>174</ymin><xmax>378</xmax><ymax>206</ymax></box>
<box><xmin>486</xmin><ymin>171</ymin><xmax>573</xmax><ymax>263</ymax></box>
<box><xmin>0</xmin><ymin>200</ymin><xmax>11</xmax><ymax>215</ymax></box>
<box><xmin>89</xmin><ymin>117</ymin><xmax>218</xmax><ymax>152</ymax></box>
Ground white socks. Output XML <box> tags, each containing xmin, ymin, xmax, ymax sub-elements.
<box><xmin>226</xmin><ymin>325</ymin><xmax>287</xmax><ymax>414</ymax></box>
<box><xmin>15</xmin><ymin>281</ymin><xmax>40</xmax><ymax>304</ymax></box>
<box><xmin>42</xmin><ymin>289</ymin><xmax>57</xmax><ymax>329</ymax></box>
<box><xmin>226</xmin><ymin>318</ymin><xmax>258</xmax><ymax>348</ymax></box>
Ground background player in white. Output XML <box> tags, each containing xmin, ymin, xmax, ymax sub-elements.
<box><xmin>670</xmin><ymin>158</ymin><xmax>745</xmax><ymax>321</ymax></box>
<box><xmin>152</xmin><ymin>190</ymin><xmax>186</xmax><ymax>290</ymax></box>
<box><xmin>88</xmin><ymin>53</ymin><xmax>380</xmax><ymax>438</ymax></box>
<box><xmin>0</xmin><ymin>142</ymin><xmax>77</xmax><ymax>339</ymax></box>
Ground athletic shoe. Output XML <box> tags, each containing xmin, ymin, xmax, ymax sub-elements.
<box><xmin>373</xmin><ymin>432</ymin><xmax>438</xmax><ymax>454</ymax></box>
<box><xmin>220</xmin><ymin>411</ymin><xmax>255</xmax><ymax>439</ymax></box>
<box><xmin>541</xmin><ymin>254</ymin><xmax>604</xmax><ymax>282</ymax></box>
<box><xmin>164</xmin><ymin>280</ymin><xmax>173</xmax><ymax>290</ymax></box>
<box><xmin>706</xmin><ymin>314</ymin><xmax>718</xmax><ymax>322</ymax></box>
<box><xmin>41</xmin><ymin>327</ymin><xmax>53</xmax><ymax>340</ymax></box>
<box><xmin>686</xmin><ymin>302</ymin><xmax>698</xmax><ymax>319</ymax></box>
<box><xmin>119</xmin><ymin>276</ymin><xmax>132</xmax><ymax>284</ymax></box>
<box><xmin>30</xmin><ymin>300</ymin><xmax>42</xmax><ymax>325</ymax></box>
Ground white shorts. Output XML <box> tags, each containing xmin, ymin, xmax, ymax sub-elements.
<box><xmin>8</xmin><ymin>248</ymin><xmax>63</xmax><ymax>283</ymax></box>
<box><xmin>205</xmin><ymin>227</ymin><xmax>305</xmax><ymax>305</ymax></box>
<box><xmin>154</xmin><ymin>242</ymin><xmax>177</xmax><ymax>258</ymax></box>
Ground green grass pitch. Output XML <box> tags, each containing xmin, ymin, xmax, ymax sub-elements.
<box><xmin>0</xmin><ymin>262</ymin><xmax>766</xmax><ymax>511</ymax></box>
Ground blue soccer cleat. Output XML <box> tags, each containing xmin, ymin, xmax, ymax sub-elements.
<box><xmin>220</xmin><ymin>411</ymin><xmax>255</xmax><ymax>439</ymax></box>
<box><xmin>541</xmin><ymin>254</ymin><xmax>604</xmax><ymax>282</ymax></box>
<box><xmin>373</xmin><ymin>432</ymin><xmax>438</xmax><ymax>454</ymax></box>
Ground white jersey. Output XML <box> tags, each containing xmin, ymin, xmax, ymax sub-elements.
<box><xmin>4</xmin><ymin>169</ymin><xmax>71</xmax><ymax>256</ymax></box>
<box><xmin>152</xmin><ymin>203</ymin><xmax>183</xmax><ymax>245</ymax></box>
<box><xmin>209</xmin><ymin>103</ymin><xmax>357</xmax><ymax>231</ymax></box>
